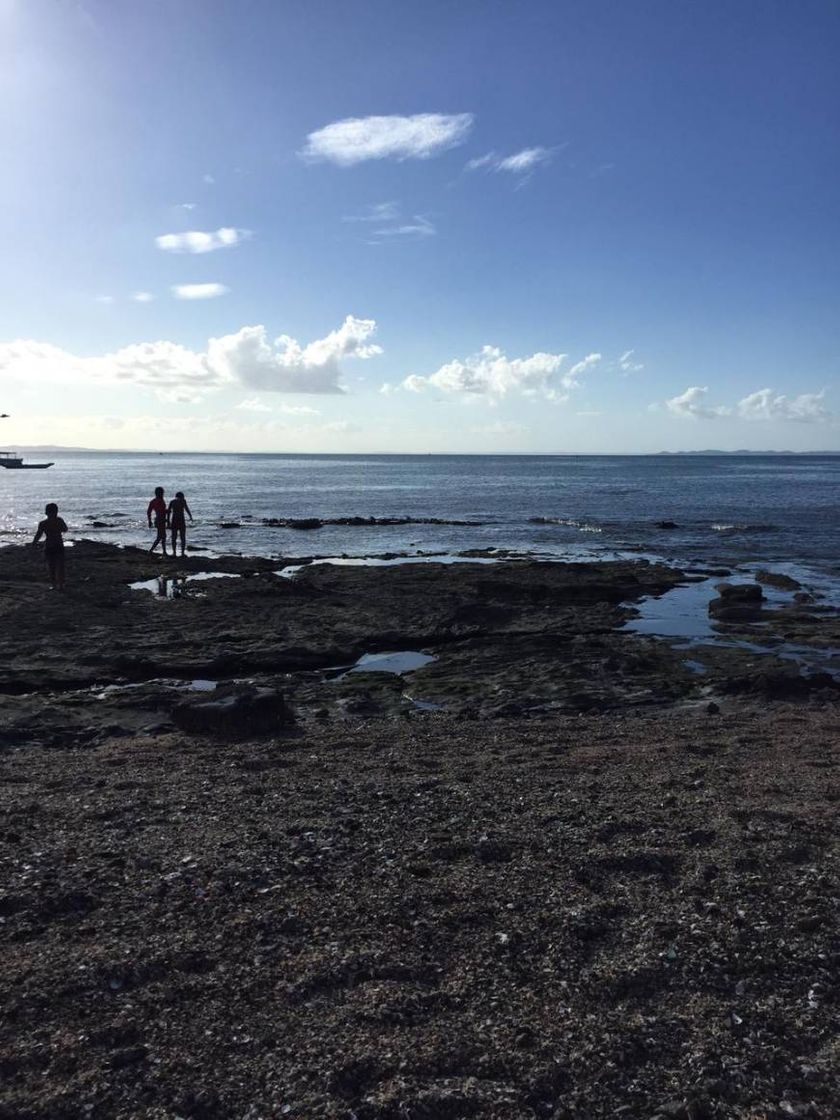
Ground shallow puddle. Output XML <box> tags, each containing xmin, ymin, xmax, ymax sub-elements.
<box><xmin>327</xmin><ymin>649</ymin><xmax>437</xmax><ymax>681</ymax></box>
<box><xmin>129</xmin><ymin>571</ymin><xmax>239</xmax><ymax>597</ymax></box>
<box><xmin>626</xmin><ymin>577</ymin><xmax>840</xmax><ymax>679</ymax></box>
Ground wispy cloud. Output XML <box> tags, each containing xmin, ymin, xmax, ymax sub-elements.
<box><xmin>344</xmin><ymin>202</ymin><xmax>435</xmax><ymax>241</ymax></box>
<box><xmin>342</xmin><ymin>202</ymin><xmax>401</xmax><ymax>223</ymax></box>
<box><xmin>180</xmin><ymin>202</ymin><xmax>197</xmax><ymax>211</ymax></box>
<box><xmin>619</xmin><ymin>349</ymin><xmax>644</xmax><ymax>373</ymax></box>
<box><xmin>203</xmin><ymin>174</ymin><xmax>215</xmax><ymax>185</ymax></box>
<box><xmin>0</xmin><ymin>316</ymin><xmax>382</xmax><ymax>399</ymax></box>
<box><xmin>402</xmin><ymin>344</ymin><xmax>600</xmax><ymax>400</ymax></box>
<box><xmin>94</xmin><ymin>295</ymin><xmax>114</xmax><ymax>305</ymax></box>
<box><xmin>302</xmin><ymin>113</ymin><xmax>474</xmax><ymax>166</ymax></box>
<box><xmin>371</xmin><ymin>215</ymin><xmax>435</xmax><ymax>241</ymax></box>
<box><xmin>466</xmin><ymin>146</ymin><xmax>553</xmax><ymax>181</ymax></box>
<box><xmin>156</xmin><ymin>227</ymin><xmax>251</xmax><ymax>254</ymax></box>
<box><xmin>133</xmin><ymin>291</ymin><xmax>155</xmax><ymax>303</ymax></box>
<box><xmin>171</xmin><ymin>283</ymin><xmax>229</xmax><ymax>300</ymax></box>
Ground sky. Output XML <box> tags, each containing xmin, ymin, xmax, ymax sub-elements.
<box><xmin>1</xmin><ymin>0</ymin><xmax>838</xmax><ymax>453</ymax></box>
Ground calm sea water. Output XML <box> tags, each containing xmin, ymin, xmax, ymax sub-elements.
<box><xmin>1</xmin><ymin>452</ymin><xmax>838</xmax><ymax>585</ymax></box>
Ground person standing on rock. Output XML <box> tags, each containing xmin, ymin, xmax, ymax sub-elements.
<box><xmin>147</xmin><ymin>486</ymin><xmax>168</xmax><ymax>556</ymax></box>
<box><xmin>32</xmin><ymin>502</ymin><xmax>68</xmax><ymax>590</ymax></box>
<box><xmin>168</xmin><ymin>491</ymin><xmax>193</xmax><ymax>557</ymax></box>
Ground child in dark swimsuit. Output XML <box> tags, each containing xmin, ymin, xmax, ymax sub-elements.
<box><xmin>33</xmin><ymin>503</ymin><xmax>68</xmax><ymax>590</ymax></box>
<box><xmin>168</xmin><ymin>491</ymin><xmax>193</xmax><ymax>557</ymax></box>
<box><xmin>147</xmin><ymin>486</ymin><xmax>168</xmax><ymax>555</ymax></box>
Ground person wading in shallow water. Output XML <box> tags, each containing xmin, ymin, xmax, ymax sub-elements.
<box><xmin>167</xmin><ymin>491</ymin><xmax>193</xmax><ymax>557</ymax></box>
<box><xmin>32</xmin><ymin>502</ymin><xmax>68</xmax><ymax>590</ymax></box>
<box><xmin>147</xmin><ymin>486</ymin><xmax>168</xmax><ymax>555</ymax></box>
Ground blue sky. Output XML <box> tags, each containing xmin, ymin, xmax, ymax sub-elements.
<box><xmin>1</xmin><ymin>0</ymin><xmax>838</xmax><ymax>452</ymax></box>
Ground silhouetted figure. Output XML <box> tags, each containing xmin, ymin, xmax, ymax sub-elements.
<box><xmin>32</xmin><ymin>502</ymin><xmax>68</xmax><ymax>590</ymax></box>
<box><xmin>168</xmin><ymin>491</ymin><xmax>193</xmax><ymax>557</ymax></box>
<box><xmin>147</xmin><ymin>486</ymin><xmax>168</xmax><ymax>555</ymax></box>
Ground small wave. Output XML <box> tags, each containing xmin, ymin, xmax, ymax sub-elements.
<box><xmin>711</xmin><ymin>522</ymin><xmax>778</xmax><ymax>533</ymax></box>
<box><xmin>529</xmin><ymin>517</ymin><xmax>603</xmax><ymax>533</ymax></box>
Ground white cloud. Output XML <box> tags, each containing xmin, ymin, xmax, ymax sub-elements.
<box><xmin>402</xmin><ymin>344</ymin><xmax>598</xmax><ymax>399</ymax></box>
<box><xmin>321</xmin><ymin>420</ymin><xmax>360</xmax><ymax>434</ymax></box>
<box><xmin>379</xmin><ymin>382</ymin><xmax>396</xmax><ymax>395</ymax></box>
<box><xmin>0</xmin><ymin>315</ymin><xmax>381</xmax><ymax>399</ymax></box>
<box><xmin>208</xmin><ymin>316</ymin><xmax>381</xmax><ymax>393</ymax></box>
<box><xmin>665</xmin><ymin>386</ymin><xmax>730</xmax><ymax>419</ymax></box>
<box><xmin>466</xmin><ymin>147</ymin><xmax>552</xmax><ymax>177</ymax></box>
<box><xmin>566</xmin><ymin>353</ymin><xmax>602</xmax><ymax>386</ymax></box>
<box><xmin>737</xmin><ymin>388</ymin><xmax>831</xmax><ymax>423</ymax></box>
<box><xmin>172</xmin><ymin>283</ymin><xmax>229</xmax><ymax>300</ymax></box>
<box><xmin>133</xmin><ymin>291</ymin><xmax>155</xmax><ymax>303</ymax></box>
<box><xmin>619</xmin><ymin>349</ymin><xmax>644</xmax><ymax>373</ymax></box>
<box><xmin>302</xmin><ymin>113</ymin><xmax>473</xmax><ymax>166</ymax></box>
<box><xmin>156</xmin><ymin>227</ymin><xmax>250</xmax><ymax>254</ymax></box>
<box><xmin>203</xmin><ymin>174</ymin><xmax>215</xmax><ymax>185</ymax></box>
<box><xmin>497</xmin><ymin>147</ymin><xmax>552</xmax><ymax>173</ymax></box>
<box><xmin>236</xmin><ymin>397</ymin><xmax>273</xmax><ymax>412</ymax></box>
<box><xmin>94</xmin><ymin>295</ymin><xmax>114</xmax><ymax>304</ymax></box>
<box><xmin>180</xmin><ymin>202</ymin><xmax>196</xmax><ymax>210</ymax></box>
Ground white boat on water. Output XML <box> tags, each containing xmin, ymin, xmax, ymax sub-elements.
<box><xmin>0</xmin><ymin>451</ymin><xmax>54</xmax><ymax>470</ymax></box>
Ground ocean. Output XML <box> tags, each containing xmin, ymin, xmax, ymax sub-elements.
<box><xmin>2</xmin><ymin>452</ymin><xmax>838</xmax><ymax>588</ymax></box>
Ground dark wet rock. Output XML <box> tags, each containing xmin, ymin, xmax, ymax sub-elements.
<box><xmin>755</xmin><ymin>569</ymin><xmax>802</xmax><ymax>591</ymax></box>
<box><xmin>719</xmin><ymin>670</ymin><xmax>840</xmax><ymax>698</ymax></box>
<box><xmin>709</xmin><ymin>582</ymin><xmax>765</xmax><ymax>622</ymax></box>
<box><xmin>714</xmin><ymin>582</ymin><xmax>764</xmax><ymax>601</ymax></box>
<box><xmin>171</xmin><ymin>687</ymin><xmax>294</xmax><ymax>737</ymax></box>
<box><xmin>656</xmin><ymin>520</ymin><xmax>679</xmax><ymax>529</ymax></box>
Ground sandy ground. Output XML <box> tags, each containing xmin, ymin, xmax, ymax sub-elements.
<box><xmin>1</xmin><ymin>705</ymin><xmax>838</xmax><ymax>1119</ymax></box>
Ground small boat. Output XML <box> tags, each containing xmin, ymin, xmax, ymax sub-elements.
<box><xmin>0</xmin><ymin>451</ymin><xmax>54</xmax><ymax>470</ymax></box>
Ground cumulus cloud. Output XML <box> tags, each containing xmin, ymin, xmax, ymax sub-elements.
<box><xmin>156</xmin><ymin>227</ymin><xmax>250</xmax><ymax>254</ymax></box>
<box><xmin>302</xmin><ymin>113</ymin><xmax>473</xmax><ymax>166</ymax></box>
<box><xmin>466</xmin><ymin>147</ymin><xmax>552</xmax><ymax>178</ymax></box>
<box><xmin>664</xmin><ymin>385</ymin><xmax>831</xmax><ymax>422</ymax></box>
<box><xmin>133</xmin><ymin>291</ymin><xmax>155</xmax><ymax>303</ymax></box>
<box><xmin>0</xmin><ymin>316</ymin><xmax>381</xmax><ymax>400</ymax></box>
<box><xmin>401</xmin><ymin>344</ymin><xmax>601</xmax><ymax>399</ymax></box>
<box><xmin>737</xmin><ymin>388</ymin><xmax>831</xmax><ymax>423</ymax></box>
<box><xmin>172</xmin><ymin>283</ymin><xmax>229</xmax><ymax>300</ymax></box>
<box><xmin>665</xmin><ymin>386</ymin><xmax>730</xmax><ymax>419</ymax></box>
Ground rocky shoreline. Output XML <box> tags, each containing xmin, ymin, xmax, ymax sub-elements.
<box><xmin>1</xmin><ymin>543</ymin><xmax>838</xmax><ymax>1118</ymax></box>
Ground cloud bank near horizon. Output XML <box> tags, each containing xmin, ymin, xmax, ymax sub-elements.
<box><xmin>0</xmin><ymin>316</ymin><xmax>382</xmax><ymax>402</ymax></box>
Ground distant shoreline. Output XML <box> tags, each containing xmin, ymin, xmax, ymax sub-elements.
<box><xmin>7</xmin><ymin>446</ymin><xmax>840</xmax><ymax>457</ymax></box>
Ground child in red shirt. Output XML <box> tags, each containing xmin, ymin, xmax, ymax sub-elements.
<box><xmin>147</xmin><ymin>486</ymin><xmax>168</xmax><ymax>555</ymax></box>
